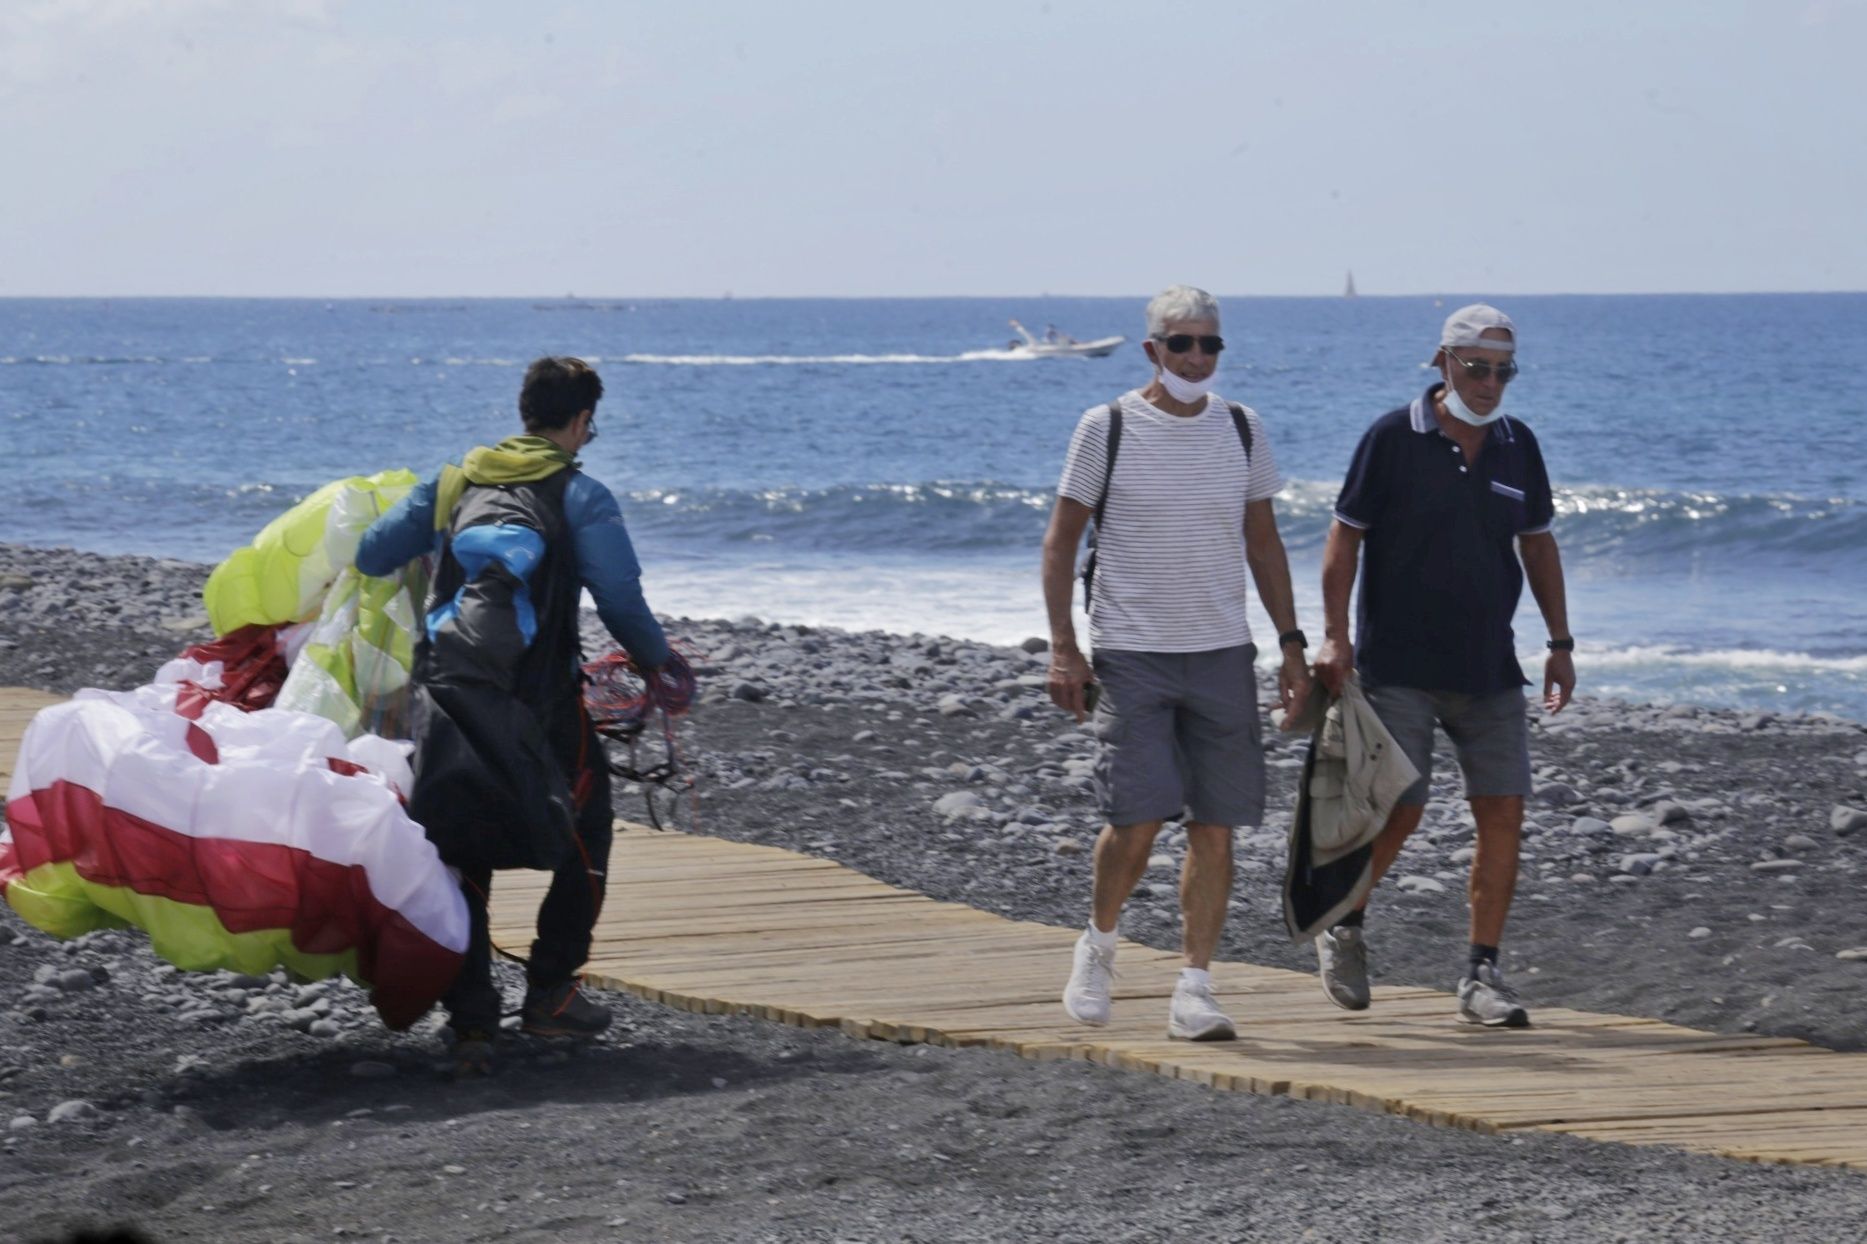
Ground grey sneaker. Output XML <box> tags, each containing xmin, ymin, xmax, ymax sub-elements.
<box><xmin>1062</xmin><ymin>933</ymin><xmax>1117</xmax><ymax>1026</ymax></box>
<box><xmin>1168</xmin><ymin>979</ymin><xmax>1236</xmax><ymax>1041</ymax></box>
<box><xmin>1316</xmin><ymin>924</ymin><xmax>1371</xmax><ymax>1011</ymax></box>
<box><xmin>1457</xmin><ymin>961</ymin><xmax>1530</xmax><ymax>1028</ymax></box>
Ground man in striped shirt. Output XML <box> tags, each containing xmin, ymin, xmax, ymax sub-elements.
<box><xmin>1042</xmin><ymin>285</ymin><xmax>1311</xmax><ymax>1041</ymax></box>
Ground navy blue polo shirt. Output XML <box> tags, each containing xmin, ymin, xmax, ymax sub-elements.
<box><xmin>1334</xmin><ymin>384</ymin><xmax>1555</xmax><ymax>695</ymax></box>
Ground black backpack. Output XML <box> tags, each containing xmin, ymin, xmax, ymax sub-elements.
<box><xmin>1081</xmin><ymin>398</ymin><xmax>1255</xmax><ymax>608</ymax></box>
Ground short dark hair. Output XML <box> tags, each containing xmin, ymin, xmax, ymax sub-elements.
<box><xmin>518</xmin><ymin>356</ymin><xmax>603</xmax><ymax>432</ymax></box>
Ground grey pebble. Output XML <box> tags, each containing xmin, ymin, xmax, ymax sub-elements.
<box><xmin>1395</xmin><ymin>875</ymin><xmax>1446</xmax><ymax>895</ymax></box>
<box><xmin>55</xmin><ymin>968</ymin><xmax>96</xmax><ymax>992</ymax></box>
<box><xmin>932</xmin><ymin>791</ymin><xmax>982</xmax><ymax>818</ymax></box>
<box><xmin>48</xmin><ymin>1100</ymin><xmax>100</xmax><ymax>1124</ymax></box>
<box><xmin>1832</xmin><ymin>805</ymin><xmax>1867</xmax><ymax>836</ymax></box>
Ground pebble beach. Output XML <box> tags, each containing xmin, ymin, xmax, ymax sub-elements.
<box><xmin>6</xmin><ymin>541</ymin><xmax>1867</xmax><ymax>1242</ymax></box>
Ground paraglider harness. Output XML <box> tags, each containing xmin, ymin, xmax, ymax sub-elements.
<box><xmin>406</xmin><ymin>470</ymin><xmax>592</xmax><ymax>873</ymax></box>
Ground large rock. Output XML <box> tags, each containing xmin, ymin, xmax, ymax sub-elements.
<box><xmin>1535</xmin><ymin>783</ymin><xmax>1581</xmax><ymax>808</ymax></box>
<box><xmin>1832</xmin><ymin>805</ymin><xmax>1867</xmax><ymax>836</ymax></box>
<box><xmin>932</xmin><ymin>791</ymin><xmax>983</xmax><ymax>818</ymax></box>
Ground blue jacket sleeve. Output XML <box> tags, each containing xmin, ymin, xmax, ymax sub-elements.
<box><xmin>565</xmin><ymin>474</ymin><xmax>672</xmax><ymax>669</ymax></box>
<box><xmin>356</xmin><ymin>467</ymin><xmax>443</xmax><ymax>577</ymax></box>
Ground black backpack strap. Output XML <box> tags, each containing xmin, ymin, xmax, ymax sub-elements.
<box><xmin>1093</xmin><ymin>400</ymin><xmax>1123</xmax><ymax>527</ymax></box>
<box><xmin>1082</xmin><ymin>400</ymin><xmax>1124</xmax><ymax>608</ymax></box>
<box><xmin>1227</xmin><ymin>401</ymin><xmax>1253</xmax><ymax>459</ymax></box>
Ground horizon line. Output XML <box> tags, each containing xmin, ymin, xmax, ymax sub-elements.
<box><xmin>1</xmin><ymin>289</ymin><xmax>1864</xmax><ymax>301</ymax></box>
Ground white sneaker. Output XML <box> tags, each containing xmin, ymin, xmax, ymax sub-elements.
<box><xmin>1457</xmin><ymin>961</ymin><xmax>1531</xmax><ymax>1028</ymax></box>
<box><xmin>1062</xmin><ymin>932</ymin><xmax>1116</xmax><ymax>1026</ymax></box>
<box><xmin>1168</xmin><ymin>979</ymin><xmax>1236</xmax><ymax>1041</ymax></box>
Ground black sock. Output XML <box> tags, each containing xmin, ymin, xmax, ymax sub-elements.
<box><xmin>1468</xmin><ymin>943</ymin><xmax>1499</xmax><ymax>972</ymax></box>
<box><xmin>1338</xmin><ymin>909</ymin><xmax>1365</xmax><ymax>929</ymax></box>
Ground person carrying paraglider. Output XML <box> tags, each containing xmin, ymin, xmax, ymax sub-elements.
<box><xmin>356</xmin><ymin>356</ymin><xmax>669</xmax><ymax>1072</ymax></box>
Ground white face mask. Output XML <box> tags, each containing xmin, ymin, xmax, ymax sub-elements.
<box><xmin>1441</xmin><ymin>371</ymin><xmax>1504</xmax><ymax>427</ymax></box>
<box><xmin>1156</xmin><ymin>363</ymin><xmax>1216</xmax><ymax>404</ymax></box>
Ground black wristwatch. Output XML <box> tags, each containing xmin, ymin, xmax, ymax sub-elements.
<box><xmin>1546</xmin><ymin>637</ymin><xmax>1575</xmax><ymax>652</ymax></box>
<box><xmin>1278</xmin><ymin>629</ymin><xmax>1308</xmax><ymax>650</ymax></box>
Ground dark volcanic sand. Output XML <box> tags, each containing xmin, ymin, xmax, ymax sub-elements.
<box><xmin>4</xmin><ymin>543</ymin><xmax>1867</xmax><ymax>1243</ymax></box>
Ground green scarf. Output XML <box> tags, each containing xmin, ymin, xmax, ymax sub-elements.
<box><xmin>434</xmin><ymin>436</ymin><xmax>578</xmax><ymax>530</ymax></box>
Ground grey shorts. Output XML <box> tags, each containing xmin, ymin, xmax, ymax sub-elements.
<box><xmin>1360</xmin><ymin>680</ymin><xmax>1532</xmax><ymax>806</ymax></box>
<box><xmin>1089</xmin><ymin>644</ymin><xmax>1264</xmax><ymax>829</ymax></box>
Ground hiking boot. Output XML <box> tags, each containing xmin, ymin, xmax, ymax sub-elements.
<box><xmin>1457</xmin><ymin>961</ymin><xmax>1530</xmax><ymax>1028</ymax></box>
<box><xmin>1062</xmin><ymin>932</ymin><xmax>1116</xmax><ymax>1026</ymax></box>
<box><xmin>1168</xmin><ymin>979</ymin><xmax>1236</xmax><ymax>1041</ymax></box>
<box><xmin>521</xmin><ymin>978</ymin><xmax>613</xmax><ymax>1038</ymax></box>
<box><xmin>447</xmin><ymin>1026</ymin><xmax>498</xmax><ymax>1077</ymax></box>
<box><xmin>1316</xmin><ymin>924</ymin><xmax>1371</xmax><ymax>1011</ymax></box>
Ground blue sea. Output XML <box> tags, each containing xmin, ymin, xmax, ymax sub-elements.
<box><xmin>3</xmin><ymin>295</ymin><xmax>1864</xmax><ymax>721</ymax></box>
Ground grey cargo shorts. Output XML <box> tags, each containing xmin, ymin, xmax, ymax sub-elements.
<box><xmin>1089</xmin><ymin>643</ymin><xmax>1265</xmax><ymax>829</ymax></box>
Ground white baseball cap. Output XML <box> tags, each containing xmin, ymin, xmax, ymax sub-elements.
<box><xmin>1440</xmin><ymin>304</ymin><xmax>1516</xmax><ymax>352</ymax></box>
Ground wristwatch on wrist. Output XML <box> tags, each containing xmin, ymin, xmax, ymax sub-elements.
<box><xmin>1546</xmin><ymin>637</ymin><xmax>1575</xmax><ymax>652</ymax></box>
<box><xmin>1278</xmin><ymin>629</ymin><xmax>1308</xmax><ymax>650</ymax></box>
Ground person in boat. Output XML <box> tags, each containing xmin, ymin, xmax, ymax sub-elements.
<box><xmin>356</xmin><ymin>356</ymin><xmax>670</xmax><ymax>1070</ymax></box>
<box><xmin>1041</xmin><ymin>284</ymin><xmax>1311</xmax><ymax>1042</ymax></box>
<box><xmin>1309</xmin><ymin>304</ymin><xmax>1575</xmax><ymax>1029</ymax></box>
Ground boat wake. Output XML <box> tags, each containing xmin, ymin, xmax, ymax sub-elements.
<box><xmin>619</xmin><ymin>350</ymin><xmax>1033</xmax><ymax>365</ymax></box>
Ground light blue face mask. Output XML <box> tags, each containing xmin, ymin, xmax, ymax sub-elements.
<box><xmin>1158</xmin><ymin>365</ymin><xmax>1216</xmax><ymax>404</ymax></box>
<box><xmin>1441</xmin><ymin>370</ymin><xmax>1504</xmax><ymax>426</ymax></box>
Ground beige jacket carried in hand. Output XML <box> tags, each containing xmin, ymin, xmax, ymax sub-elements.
<box><xmin>1281</xmin><ymin>676</ymin><xmax>1419</xmax><ymax>939</ymax></box>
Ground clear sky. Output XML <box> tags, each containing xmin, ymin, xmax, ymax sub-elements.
<box><xmin>2</xmin><ymin>0</ymin><xmax>1862</xmax><ymax>297</ymax></box>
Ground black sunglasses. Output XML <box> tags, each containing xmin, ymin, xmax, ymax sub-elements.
<box><xmin>1157</xmin><ymin>333</ymin><xmax>1225</xmax><ymax>355</ymax></box>
<box><xmin>1445</xmin><ymin>350</ymin><xmax>1519</xmax><ymax>384</ymax></box>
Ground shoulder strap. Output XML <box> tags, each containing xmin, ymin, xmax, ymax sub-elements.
<box><xmin>1093</xmin><ymin>399</ymin><xmax>1123</xmax><ymax>528</ymax></box>
<box><xmin>1227</xmin><ymin>402</ymin><xmax>1253</xmax><ymax>458</ymax></box>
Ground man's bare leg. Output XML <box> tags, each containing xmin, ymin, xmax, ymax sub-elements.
<box><xmin>1467</xmin><ymin>795</ymin><xmax>1523</xmax><ymax>947</ymax></box>
<box><xmin>1179</xmin><ymin>821</ymin><xmax>1233</xmax><ymax>969</ymax></box>
<box><xmin>1359</xmin><ymin>803</ymin><xmax>1427</xmax><ymax>907</ymax></box>
<box><xmin>1065</xmin><ymin>820</ymin><xmax>1164</xmax><ymax>1027</ymax></box>
<box><xmin>1091</xmin><ymin>820</ymin><xmax>1163</xmax><ymax>932</ymax></box>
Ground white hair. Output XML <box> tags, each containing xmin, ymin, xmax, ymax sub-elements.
<box><xmin>1145</xmin><ymin>285</ymin><xmax>1221</xmax><ymax>338</ymax></box>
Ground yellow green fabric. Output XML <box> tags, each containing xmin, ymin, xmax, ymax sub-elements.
<box><xmin>204</xmin><ymin>468</ymin><xmax>420</xmax><ymax>634</ymax></box>
<box><xmin>433</xmin><ymin>436</ymin><xmax>577</xmax><ymax>529</ymax></box>
<box><xmin>5</xmin><ymin>861</ymin><xmax>364</xmax><ymax>984</ymax></box>
<box><xmin>274</xmin><ymin>565</ymin><xmax>423</xmax><ymax>738</ymax></box>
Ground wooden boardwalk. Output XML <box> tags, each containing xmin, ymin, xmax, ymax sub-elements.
<box><xmin>492</xmin><ymin>828</ymin><xmax>1867</xmax><ymax>1170</ymax></box>
<box><xmin>7</xmin><ymin>686</ymin><xmax>1867</xmax><ymax>1169</ymax></box>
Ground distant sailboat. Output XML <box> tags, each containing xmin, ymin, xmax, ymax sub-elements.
<box><xmin>1344</xmin><ymin>270</ymin><xmax>1358</xmax><ymax>299</ymax></box>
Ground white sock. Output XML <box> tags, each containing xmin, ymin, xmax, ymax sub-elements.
<box><xmin>1180</xmin><ymin>967</ymin><xmax>1212</xmax><ymax>989</ymax></box>
<box><xmin>1085</xmin><ymin>921</ymin><xmax>1118</xmax><ymax>950</ymax></box>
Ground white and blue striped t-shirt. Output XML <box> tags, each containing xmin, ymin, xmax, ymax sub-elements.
<box><xmin>1057</xmin><ymin>390</ymin><xmax>1284</xmax><ymax>653</ymax></box>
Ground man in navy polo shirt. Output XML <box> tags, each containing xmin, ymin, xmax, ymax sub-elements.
<box><xmin>1310</xmin><ymin>304</ymin><xmax>1575</xmax><ymax>1028</ymax></box>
